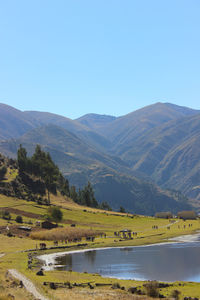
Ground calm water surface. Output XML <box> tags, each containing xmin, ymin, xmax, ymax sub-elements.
<box><xmin>53</xmin><ymin>239</ymin><xmax>200</xmax><ymax>282</ymax></box>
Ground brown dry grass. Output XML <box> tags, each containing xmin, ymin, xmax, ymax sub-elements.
<box><xmin>30</xmin><ymin>226</ymin><xmax>103</xmax><ymax>241</ymax></box>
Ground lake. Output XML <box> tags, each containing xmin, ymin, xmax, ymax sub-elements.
<box><xmin>40</xmin><ymin>234</ymin><xmax>200</xmax><ymax>282</ymax></box>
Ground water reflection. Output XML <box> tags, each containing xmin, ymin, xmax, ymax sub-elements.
<box><xmin>54</xmin><ymin>242</ymin><xmax>200</xmax><ymax>282</ymax></box>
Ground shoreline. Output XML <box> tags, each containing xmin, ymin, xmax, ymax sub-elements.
<box><xmin>38</xmin><ymin>231</ymin><xmax>200</xmax><ymax>272</ymax></box>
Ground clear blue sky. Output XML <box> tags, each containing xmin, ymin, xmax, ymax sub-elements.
<box><xmin>0</xmin><ymin>0</ymin><xmax>200</xmax><ymax>119</ymax></box>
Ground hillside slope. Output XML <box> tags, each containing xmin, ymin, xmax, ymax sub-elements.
<box><xmin>0</xmin><ymin>124</ymin><xmax>190</xmax><ymax>215</ymax></box>
<box><xmin>84</xmin><ymin>102</ymin><xmax>199</xmax><ymax>155</ymax></box>
<box><xmin>0</xmin><ymin>103</ymin><xmax>36</xmax><ymax>139</ymax></box>
<box><xmin>120</xmin><ymin>113</ymin><xmax>200</xmax><ymax>201</ymax></box>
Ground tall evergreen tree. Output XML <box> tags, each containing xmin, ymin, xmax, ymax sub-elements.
<box><xmin>81</xmin><ymin>182</ymin><xmax>98</xmax><ymax>208</ymax></box>
<box><xmin>17</xmin><ymin>144</ymin><xmax>28</xmax><ymax>175</ymax></box>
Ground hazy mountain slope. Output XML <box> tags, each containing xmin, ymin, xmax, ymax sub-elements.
<box><xmin>0</xmin><ymin>123</ymin><xmax>189</xmax><ymax>215</ymax></box>
<box><xmin>0</xmin><ymin>124</ymin><xmax>127</xmax><ymax>174</ymax></box>
<box><xmin>24</xmin><ymin>110</ymin><xmax>111</xmax><ymax>152</ymax></box>
<box><xmin>155</xmin><ymin>132</ymin><xmax>200</xmax><ymax>200</ymax></box>
<box><xmin>24</xmin><ymin>110</ymin><xmax>89</xmax><ymax>133</ymax></box>
<box><xmin>92</xmin><ymin>102</ymin><xmax>199</xmax><ymax>154</ymax></box>
<box><xmin>0</xmin><ymin>104</ymin><xmax>111</xmax><ymax>152</ymax></box>
<box><xmin>0</xmin><ymin>103</ymin><xmax>36</xmax><ymax>139</ymax></box>
<box><xmin>92</xmin><ymin>172</ymin><xmax>190</xmax><ymax>214</ymax></box>
<box><xmin>76</xmin><ymin>113</ymin><xmax>117</xmax><ymax>131</ymax></box>
<box><xmin>120</xmin><ymin>113</ymin><xmax>200</xmax><ymax>201</ymax></box>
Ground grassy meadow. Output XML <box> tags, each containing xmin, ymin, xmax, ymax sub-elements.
<box><xmin>0</xmin><ymin>193</ymin><xmax>200</xmax><ymax>299</ymax></box>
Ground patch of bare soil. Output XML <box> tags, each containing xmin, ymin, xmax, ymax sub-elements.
<box><xmin>0</xmin><ymin>207</ymin><xmax>41</xmax><ymax>218</ymax></box>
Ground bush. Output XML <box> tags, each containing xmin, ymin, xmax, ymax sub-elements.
<box><xmin>46</xmin><ymin>206</ymin><xmax>63</xmax><ymax>223</ymax></box>
<box><xmin>1</xmin><ymin>210</ymin><xmax>11</xmax><ymax>220</ymax></box>
<box><xmin>144</xmin><ymin>281</ymin><xmax>159</xmax><ymax>298</ymax></box>
<box><xmin>171</xmin><ymin>290</ymin><xmax>181</xmax><ymax>300</ymax></box>
<box><xmin>119</xmin><ymin>206</ymin><xmax>125</xmax><ymax>213</ymax></box>
<box><xmin>16</xmin><ymin>215</ymin><xmax>23</xmax><ymax>223</ymax></box>
<box><xmin>112</xmin><ymin>283</ymin><xmax>121</xmax><ymax>289</ymax></box>
<box><xmin>0</xmin><ymin>166</ymin><xmax>7</xmax><ymax>180</ymax></box>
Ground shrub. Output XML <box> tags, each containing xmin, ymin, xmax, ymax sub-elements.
<box><xmin>171</xmin><ymin>289</ymin><xmax>181</xmax><ymax>300</ymax></box>
<box><xmin>119</xmin><ymin>206</ymin><xmax>125</xmax><ymax>213</ymax></box>
<box><xmin>112</xmin><ymin>283</ymin><xmax>121</xmax><ymax>289</ymax></box>
<box><xmin>144</xmin><ymin>281</ymin><xmax>159</xmax><ymax>298</ymax></box>
<box><xmin>0</xmin><ymin>166</ymin><xmax>7</xmax><ymax>180</ymax></box>
<box><xmin>15</xmin><ymin>215</ymin><xmax>23</xmax><ymax>223</ymax></box>
<box><xmin>46</xmin><ymin>206</ymin><xmax>63</xmax><ymax>223</ymax></box>
<box><xmin>1</xmin><ymin>210</ymin><xmax>11</xmax><ymax>220</ymax></box>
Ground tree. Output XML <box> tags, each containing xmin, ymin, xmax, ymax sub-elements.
<box><xmin>70</xmin><ymin>185</ymin><xmax>78</xmax><ymax>202</ymax></box>
<box><xmin>0</xmin><ymin>166</ymin><xmax>7</xmax><ymax>180</ymax></box>
<box><xmin>31</xmin><ymin>145</ymin><xmax>60</xmax><ymax>204</ymax></box>
<box><xmin>99</xmin><ymin>201</ymin><xmax>112</xmax><ymax>211</ymax></box>
<box><xmin>58</xmin><ymin>174</ymin><xmax>69</xmax><ymax>196</ymax></box>
<box><xmin>17</xmin><ymin>145</ymin><xmax>28</xmax><ymax>175</ymax></box>
<box><xmin>46</xmin><ymin>206</ymin><xmax>63</xmax><ymax>223</ymax></box>
<box><xmin>81</xmin><ymin>182</ymin><xmax>98</xmax><ymax>208</ymax></box>
<box><xmin>16</xmin><ymin>215</ymin><xmax>23</xmax><ymax>223</ymax></box>
<box><xmin>119</xmin><ymin>206</ymin><xmax>125</xmax><ymax>213</ymax></box>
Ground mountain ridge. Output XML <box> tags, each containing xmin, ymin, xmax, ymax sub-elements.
<box><xmin>0</xmin><ymin>101</ymin><xmax>199</xmax><ymax>213</ymax></box>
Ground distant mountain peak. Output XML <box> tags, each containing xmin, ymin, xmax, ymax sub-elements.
<box><xmin>76</xmin><ymin>113</ymin><xmax>117</xmax><ymax>130</ymax></box>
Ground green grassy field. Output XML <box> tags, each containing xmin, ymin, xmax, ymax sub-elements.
<box><xmin>1</xmin><ymin>193</ymin><xmax>200</xmax><ymax>299</ymax></box>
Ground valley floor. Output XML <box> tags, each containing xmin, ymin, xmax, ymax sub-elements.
<box><xmin>0</xmin><ymin>194</ymin><xmax>200</xmax><ymax>299</ymax></box>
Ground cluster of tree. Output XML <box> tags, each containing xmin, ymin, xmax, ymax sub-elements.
<box><xmin>0</xmin><ymin>145</ymin><xmax>114</xmax><ymax>211</ymax></box>
<box><xmin>70</xmin><ymin>183</ymin><xmax>111</xmax><ymax>210</ymax></box>
<box><xmin>17</xmin><ymin>145</ymin><xmax>69</xmax><ymax>203</ymax></box>
<box><xmin>69</xmin><ymin>182</ymin><xmax>98</xmax><ymax>208</ymax></box>
<box><xmin>0</xmin><ymin>154</ymin><xmax>8</xmax><ymax>181</ymax></box>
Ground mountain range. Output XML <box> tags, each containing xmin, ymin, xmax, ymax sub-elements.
<box><xmin>0</xmin><ymin>102</ymin><xmax>199</xmax><ymax>214</ymax></box>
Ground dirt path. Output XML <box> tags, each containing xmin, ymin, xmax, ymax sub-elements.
<box><xmin>8</xmin><ymin>269</ymin><xmax>49</xmax><ymax>300</ymax></box>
